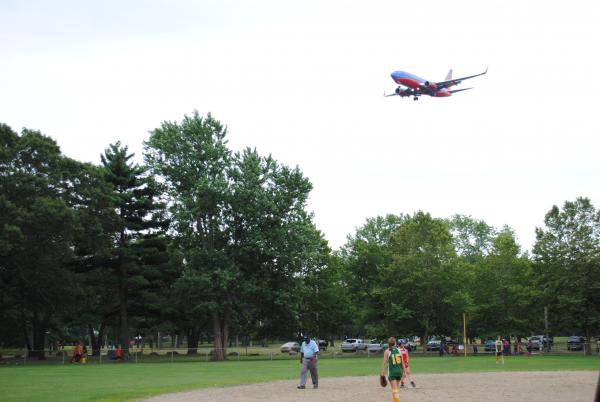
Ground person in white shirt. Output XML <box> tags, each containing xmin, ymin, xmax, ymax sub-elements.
<box><xmin>297</xmin><ymin>334</ymin><xmax>320</xmax><ymax>389</ymax></box>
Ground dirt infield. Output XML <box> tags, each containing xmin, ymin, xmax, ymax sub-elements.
<box><xmin>143</xmin><ymin>370</ymin><xmax>599</xmax><ymax>402</ymax></box>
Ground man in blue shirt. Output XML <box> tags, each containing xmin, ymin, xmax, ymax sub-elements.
<box><xmin>297</xmin><ymin>334</ymin><xmax>319</xmax><ymax>389</ymax></box>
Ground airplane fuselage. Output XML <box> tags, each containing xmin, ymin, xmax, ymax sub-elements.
<box><xmin>391</xmin><ymin>71</ymin><xmax>451</xmax><ymax>97</ymax></box>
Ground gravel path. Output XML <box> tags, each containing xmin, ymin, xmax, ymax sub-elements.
<box><xmin>142</xmin><ymin>370</ymin><xmax>599</xmax><ymax>402</ymax></box>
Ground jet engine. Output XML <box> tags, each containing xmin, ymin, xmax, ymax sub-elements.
<box><xmin>423</xmin><ymin>81</ymin><xmax>437</xmax><ymax>90</ymax></box>
<box><xmin>396</xmin><ymin>87</ymin><xmax>411</xmax><ymax>97</ymax></box>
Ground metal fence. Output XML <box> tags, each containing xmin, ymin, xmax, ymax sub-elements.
<box><xmin>1</xmin><ymin>342</ymin><xmax>598</xmax><ymax>365</ymax></box>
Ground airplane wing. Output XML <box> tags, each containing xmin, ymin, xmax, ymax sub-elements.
<box><xmin>448</xmin><ymin>87</ymin><xmax>473</xmax><ymax>94</ymax></box>
<box><xmin>435</xmin><ymin>68</ymin><xmax>487</xmax><ymax>89</ymax></box>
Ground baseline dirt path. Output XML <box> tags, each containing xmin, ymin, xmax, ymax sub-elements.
<box><xmin>142</xmin><ymin>371</ymin><xmax>598</xmax><ymax>402</ymax></box>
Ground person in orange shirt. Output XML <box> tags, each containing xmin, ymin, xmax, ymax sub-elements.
<box><xmin>115</xmin><ymin>345</ymin><xmax>122</xmax><ymax>361</ymax></box>
<box><xmin>398</xmin><ymin>341</ymin><xmax>416</xmax><ymax>388</ymax></box>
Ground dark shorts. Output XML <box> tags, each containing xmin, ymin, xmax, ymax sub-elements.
<box><xmin>388</xmin><ymin>375</ymin><xmax>402</xmax><ymax>381</ymax></box>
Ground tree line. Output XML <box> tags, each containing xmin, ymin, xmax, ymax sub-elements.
<box><xmin>1</xmin><ymin>112</ymin><xmax>598</xmax><ymax>359</ymax></box>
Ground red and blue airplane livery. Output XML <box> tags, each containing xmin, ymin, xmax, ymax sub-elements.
<box><xmin>385</xmin><ymin>68</ymin><xmax>487</xmax><ymax>101</ymax></box>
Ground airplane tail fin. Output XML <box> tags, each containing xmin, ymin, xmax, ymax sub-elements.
<box><xmin>445</xmin><ymin>69</ymin><xmax>453</xmax><ymax>81</ymax></box>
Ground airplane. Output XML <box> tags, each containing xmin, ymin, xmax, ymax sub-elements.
<box><xmin>385</xmin><ymin>67</ymin><xmax>487</xmax><ymax>101</ymax></box>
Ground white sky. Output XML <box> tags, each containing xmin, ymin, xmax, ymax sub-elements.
<box><xmin>2</xmin><ymin>0</ymin><xmax>599</xmax><ymax>251</ymax></box>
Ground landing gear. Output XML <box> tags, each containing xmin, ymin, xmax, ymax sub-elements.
<box><xmin>413</xmin><ymin>96</ymin><xmax>419</xmax><ymax>101</ymax></box>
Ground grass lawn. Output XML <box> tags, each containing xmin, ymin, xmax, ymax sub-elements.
<box><xmin>0</xmin><ymin>355</ymin><xmax>597</xmax><ymax>402</ymax></box>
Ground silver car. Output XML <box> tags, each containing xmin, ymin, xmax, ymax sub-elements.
<box><xmin>367</xmin><ymin>339</ymin><xmax>387</xmax><ymax>353</ymax></box>
<box><xmin>528</xmin><ymin>336</ymin><xmax>543</xmax><ymax>350</ymax></box>
<box><xmin>280</xmin><ymin>341</ymin><xmax>300</xmax><ymax>353</ymax></box>
<box><xmin>341</xmin><ymin>338</ymin><xmax>366</xmax><ymax>352</ymax></box>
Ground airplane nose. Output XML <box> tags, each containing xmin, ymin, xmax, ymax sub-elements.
<box><xmin>391</xmin><ymin>71</ymin><xmax>404</xmax><ymax>84</ymax></box>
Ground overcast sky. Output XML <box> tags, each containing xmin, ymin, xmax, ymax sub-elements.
<box><xmin>2</xmin><ymin>0</ymin><xmax>599</xmax><ymax>251</ymax></box>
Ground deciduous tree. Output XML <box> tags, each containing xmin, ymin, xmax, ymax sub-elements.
<box><xmin>533</xmin><ymin>197</ymin><xmax>600</xmax><ymax>354</ymax></box>
<box><xmin>145</xmin><ymin>112</ymin><xmax>319</xmax><ymax>360</ymax></box>
<box><xmin>0</xmin><ymin>125</ymin><xmax>79</xmax><ymax>357</ymax></box>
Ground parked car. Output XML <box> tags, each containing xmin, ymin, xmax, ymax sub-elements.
<box><xmin>426</xmin><ymin>340</ymin><xmax>441</xmax><ymax>351</ymax></box>
<box><xmin>446</xmin><ymin>339</ymin><xmax>460</xmax><ymax>347</ymax></box>
<box><xmin>396</xmin><ymin>338</ymin><xmax>417</xmax><ymax>351</ymax></box>
<box><xmin>367</xmin><ymin>339</ymin><xmax>387</xmax><ymax>353</ymax></box>
<box><xmin>528</xmin><ymin>336</ymin><xmax>543</xmax><ymax>350</ymax></box>
<box><xmin>567</xmin><ymin>336</ymin><xmax>585</xmax><ymax>351</ymax></box>
<box><xmin>317</xmin><ymin>339</ymin><xmax>328</xmax><ymax>351</ymax></box>
<box><xmin>529</xmin><ymin>334</ymin><xmax>553</xmax><ymax>350</ymax></box>
<box><xmin>484</xmin><ymin>339</ymin><xmax>497</xmax><ymax>352</ymax></box>
<box><xmin>280</xmin><ymin>341</ymin><xmax>300</xmax><ymax>353</ymax></box>
<box><xmin>341</xmin><ymin>338</ymin><xmax>367</xmax><ymax>352</ymax></box>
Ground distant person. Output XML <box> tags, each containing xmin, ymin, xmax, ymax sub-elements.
<box><xmin>543</xmin><ymin>337</ymin><xmax>551</xmax><ymax>352</ymax></box>
<box><xmin>495</xmin><ymin>336</ymin><xmax>504</xmax><ymax>364</ymax></box>
<box><xmin>81</xmin><ymin>345</ymin><xmax>88</xmax><ymax>364</ymax></box>
<box><xmin>297</xmin><ymin>334</ymin><xmax>319</xmax><ymax>389</ymax></box>
<box><xmin>472</xmin><ymin>339</ymin><xmax>478</xmax><ymax>355</ymax></box>
<box><xmin>399</xmin><ymin>341</ymin><xmax>416</xmax><ymax>388</ymax></box>
<box><xmin>69</xmin><ymin>341</ymin><xmax>82</xmax><ymax>363</ymax></box>
<box><xmin>439</xmin><ymin>338</ymin><xmax>445</xmax><ymax>357</ymax></box>
<box><xmin>527</xmin><ymin>339</ymin><xmax>533</xmax><ymax>355</ymax></box>
<box><xmin>115</xmin><ymin>345</ymin><xmax>122</xmax><ymax>362</ymax></box>
<box><xmin>380</xmin><ymin>337</ymin><xmax>403</xmax><ymax>402</ymax></box>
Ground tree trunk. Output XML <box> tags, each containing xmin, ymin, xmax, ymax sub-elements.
<box><xmin>117</xmin><ymin>224</ymin><xmax>130</xmax><ymax>359</ymax></box>
<box><xmin>187</xmin><ymin>327</ymin><xmax>200</xmax><ymax>355</ymax></box>
<box><xmin>119</xmin><ymin>269</ymin><xmax>130</xmax><ymax>359</ymax></box>
<box><xmin>21</xmin><ymin>307</ymin><xmax>32</xmax><ymax>353</ymax></box>
<box><xmin>223</xmin><ymin>307</ymin><xmax>230</xmax><ymax>357</ymax></box>
<box><xmin>211</xmin><ymin>307</ymin><xmax>231</xmax><ymax>361</ymax></box>
<box><xmin>212</xmin><ymin>313</ymin><xmax>224</xmax><ymax>361</ymax></box>
<box><xmin>585</xmin><ymin>327</ymin><xmax>592</xmax><ymax>356</ymax></box>
<box><xmin>98</xmin><ymin>322</ymin><xmax>105</xmax><ymax>353</ymax></box>
<box><xmin>30</xmin><ymin>311</ymin><xmax>47</xmax><ymax>360</ymax></box>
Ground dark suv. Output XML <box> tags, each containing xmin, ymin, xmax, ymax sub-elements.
<box><xmin>567</xmin><ymin>336</ymin><xmax>585</xmax><ymax>351</ymax></box>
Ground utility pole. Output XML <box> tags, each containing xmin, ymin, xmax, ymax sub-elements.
<box><xmin>463</xmin><ymin>312</ymin><xmax>467</xmax><ymax>357</ymax></box>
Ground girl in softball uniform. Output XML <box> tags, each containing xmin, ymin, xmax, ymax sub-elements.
<box><xmin>380</xmin><ymin>337</ymin><xmax>403</xmax><ymax>402</ymax></box>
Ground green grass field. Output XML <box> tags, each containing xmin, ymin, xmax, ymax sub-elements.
<box><xmin>0</xmin><ymin>355</ymin><xmax>598</xmax><ymax>402</ymax></box>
